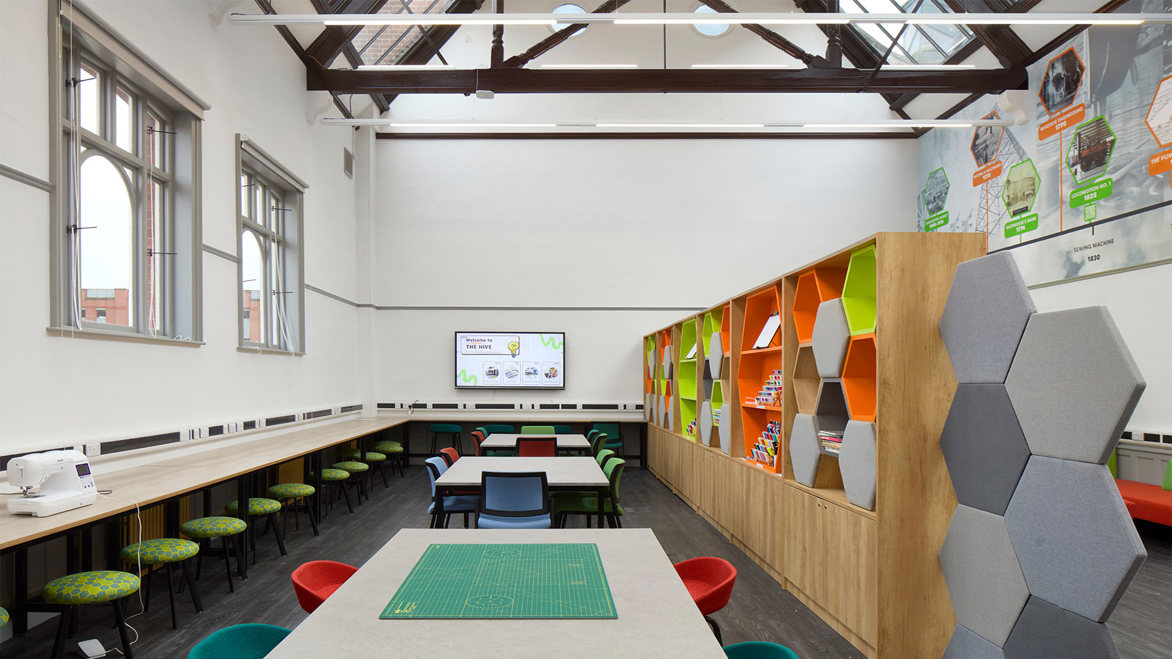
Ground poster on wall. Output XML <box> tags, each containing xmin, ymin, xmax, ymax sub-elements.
<box><xmin>917</xmin><ymin>14</ymin><xmax>1172</xmax><ymax>286</ymax></box>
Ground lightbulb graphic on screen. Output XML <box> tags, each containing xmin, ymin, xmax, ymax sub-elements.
<box><xmin>455</xmin><ymin>332</ymin><xmax>565</xmax><ymax>389</ymax></box>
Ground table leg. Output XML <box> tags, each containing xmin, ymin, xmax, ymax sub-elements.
<box><xmin>434</xmin><ymin>485</ymin><xmax>447</xmax><ymax>529</ymax></box>
<box><xmin>81</xmin><ymin>527</ymin><xmax>93</xmax><ymax>571</ymax></box>
<box><xmin>639</xmin><ymin>423</ymin><xmax>648</xmax><ymax>469</ymax></box>
<box><xmin>14</xmin><ymin>547</ymin><xmax>28</xmax><ymax>634</ymax></box>
<box><xmin>236</xmin><ymin>476</ymin><xmax>250</xmax><ymax>579</ymax></box>
<box><xmin>309</xmin><ymin>452</ymin><xmax>324</xmax><ymax>524</ymax></box>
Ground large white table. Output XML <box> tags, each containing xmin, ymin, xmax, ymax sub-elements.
<box><xmin>268</xmin><ymin>528</ymin><xmax>726</xmax><ymax>658</ymax></box>
<box><xmin>479</xmin><ymin>433</ymin><xmax>592</xmax><ymax>454</ymax></box>
<box><xmin>434</xmin><ymin>457</ymin><xmax>610</xmax><ymax>525</ymax></box>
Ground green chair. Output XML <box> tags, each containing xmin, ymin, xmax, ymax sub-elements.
<box><xmin>482</xmin><ymin>424</ymin><xmax>515</xmax><ymax>435</ymax></box>
<box><xmin>313</xmin><ymin>468</ymin><xmax>354</xmax><ymax>515</ymax></box>
<box><xmin>225</xmin><ymin>498</ymin><xmax>286</xmax><ymax>561</ymax></box>
<box><xmin>591</xmin><ymin>432</ymin><xmax>608</xmax><ymax>458</ymax></box>
<box><xmin>120</xmin><ymin>538</ymin><xmax>202</xmax><ymax>629</ymax></box>
<box><xmin>555</xmin><ymin>458</ymin><xmax>626</xmax><ymax>528</ymax></box>
<box><xmin>553</xmin><ymin>424</ymin><xmax>573</xmax><ymax>434</ymax></box>
<box><xmin>42</xmin><ymin>570</ymin><xmax>140</xmax><ymax>659</ymax></box>
<box><xmin>521</xmin><ymin>425</ymin><xmax>555</xmax><ymax>434</ymax></box>
<box><xmin>333</xmin><ymin>460</ymin><xmax>371</xmax><ymax>503</ymax></box>
<box><xmin>594</xmin><ymin>423</ymin><xmax>622</xmax><ymax>453</ymax></box>
<box><xmin>0</xmin><ymin>606</ymin><xmax>8</xmax><ymax>628</ymax></box>
<box><xmin>266</xmin><ymin>482</ymin><xmax>319</xmax><ymax>536</ymax></box>
<box><xmin>373</xmin><ymin>439</ymin><xmax>406</xmax><ymax>477</ymax></box>
<box><xmin>595</xmin><ymin>449</ymin><xmax>615</xmax><ymax>467</ymax></box>
<box><xmin>181</xmin><ymin>516</ymin><xmax>247</xmax><ymax>592</ymax></box>
<box><xmin>586</xmin><ymin>429</ymin><xmax>602</xmax><ymax>443</ymax></box>
<box><xmin>430</xmin><ymin>423</ymin><xmax>463</xmax><ymax>454</ymax></box>
<box><xmin>188</xmin><ymin>623</ymin><xmax>291</xmax><ymax>659</ymax></box>
<box><xmin>722</xmin><ymin>641</ymin><xmax>801</xmax><ymax>659</ymax></box>
<box><xmin>338</xmin><ymin>447</ymin><xmax>389</xmax><ymax>490</ymax></box>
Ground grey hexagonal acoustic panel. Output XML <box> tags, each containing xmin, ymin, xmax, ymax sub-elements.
<box><xmin>839</xmin><ymin>420</ymin><xmax>876</xmax><ymax>510</ymax></box>
<box><xmin>699</xmin><ymin>400</ymin><xmax>713</xmax><ymax>445</ymax></box>
<box><xmin>1004</xmin><ymin>306</ymin><xmax>1146</xmax><ymax>465</ymax></box>
<box><xmin>789</xmin><ymin>414</ymin><xmax>821</xmax><ymax>487</ymax></box>
<box><xmin>1004</xmin><ymin>456</ymin><xmax>1146</xmax><ymax>623</ymax></box>
<box><xmin>812</xmin><ymin>298</ymin><xmax>850</xmax><ymax>378</ymax></box>
<box><xmin>663</xmin><ymin>348</ymin><xmax>674</xmax><ymax>381</ymax></box>
<box><xmin>940</xmin><ymin>384</ymin><xmax>1030</xmax><ymax>515</ymax></box>
<box><xmin>943</xmin><ymin>625</ymin><xmax>1006</xmax><ymax>659</ymax></box>
<box><xmin>1002</xmin><ymin>597</ymin><xmax>1120</xmax><ymax>659</ymax></box>
<box><xmin>940</xmin><ymin>505</ymin><xmax>1030</xmax><ymax>647</ymax></box>
<box><xmin>939</xmin><ymin>252</ymin><xmax>1036</xmax><ymax>384</ymax></box>
<box><xmin>708</xmin><ymin>332</ymin><xmax>724</xmax><ymax>380</ymax></box>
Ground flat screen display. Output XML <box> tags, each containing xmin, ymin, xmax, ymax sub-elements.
<box><xmin>455</xmin><ymin>332</ymin><xmax>565</xmax><ymax>389</ymax></box>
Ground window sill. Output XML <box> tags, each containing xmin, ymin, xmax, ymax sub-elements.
<box><xmin>237</xmin><ymin>345</ymin><xmax>304</xmax><ymax>357</ymax></box>
<box><xmin>46</xmin><ymin>326</ymin><xmax>204</xmax><ymax>347</ymax></box>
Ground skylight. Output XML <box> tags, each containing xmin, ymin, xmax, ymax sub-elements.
<box><xmin>842</xmin><ymin>0</ymin><xmax>976</xmax><ymax>66</ymax></box>
<box><xmin>351</xmin><ymin>0</ymin><xmax>456</xmax><ymax>66</ymax></box>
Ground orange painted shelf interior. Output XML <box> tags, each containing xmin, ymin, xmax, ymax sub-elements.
<box><xmin>740</xmin><ymin>285</ymin><xmax>783</xmax><ymax>352</ymax></box>
<box><xmin>792</xmin><ymin>344</ymin><xmax>819</xmax><ymax>415</ymax></box>
<box><xmin>792</xmin><ymin>268</ymin><xmax>846</xmax><ymax>343</ymax></box>
<box><xmin>842</xmin><ymin>333</ymin><xmax>877</xmax><ymax>422</ymax></box>
<box><xmin>740</xmin><ymin>405</ymin><xmax>782</xmax><ymax>473</ymax></box>
<box><xmin>720</xmin><ymin>304</ymin><xmax>732</xmax><ymax>355</ymax></box>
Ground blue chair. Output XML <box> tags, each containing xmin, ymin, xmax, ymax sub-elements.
<box><xmin>722</xmin><ymin>641</ymin><xmax>801</xmax><ymax>659</ymax></box>
<box><xmin>188</xmin><ymin>623</ymin><xmax>291</xmax><ymax>658</ymax></box>
<box><xmin>425</xmin><ymin>457</ymin><xmax>477</xmax><ymax>528</ymax></box>
<box><xmin>477</xmin><ymin>471</ymin><xmax>552</xmax><ymax>529</ymax></box>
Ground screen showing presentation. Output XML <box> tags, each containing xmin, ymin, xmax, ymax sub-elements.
<box><xmin>455</xmin><ymin>332</ymin><xmax>565</xmax><ymax>389</ymax></box>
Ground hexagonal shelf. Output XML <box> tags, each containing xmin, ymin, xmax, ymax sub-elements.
<box><xmin>839</xmin><ymin>420</ymin><xmax>876</xmax><ymax>510</ymax></box>
<box><xmin>842</xmin><ymin>334</ymin><xmax>876</xmax><ymax>422</ymax></box>
<box><xmin>1003</xmin><ymin>597</ymin><xmax>1120</xmax><ymax>659</ymax></box>
<box><xmin>1005</xmin><ymin>456</ymin><xmax>1146</xmax><ymax>623</ymax></box>
<box><xmin>940</xmin><ymin>505</ymin><xmax>1030</xmax><ymax>647</ymax></box>
<box><xmin>815</xmin><ymin>379</ymin><xmax>849</xmax><ymax>435</ymax></box>
<box><xmin>741</xmin><ymin>285</ymin><xmax>782</xmax><ymax>352</ymax></box>
<box><xmin>812</xmin><ymin>298</ymin><xmax>850</xmax><ymax>378</ymax></box>
<box><xmin>939</xmin><ymin>252</ymin><xmax>1036</xmax><ymax>384</ymax></box>
<box><xmin>792</xmin><ymin>345</ymin><xmax>819</xmax><ymax>415</ymax></box>
<box><xmin>790</xmin><ymin>414</ymin><xmax>821</xmax><ymax>487</ymax></box>
<box><xmin>842</xmin><ymin>244</ymin><xmax>877</xmax><ymax>336</ymax></box>
<box><xmin>940</xmin><ymin>383</ymin><xmax>1029</xmax><ymax>516</ymax></box>
<box><xmin>646</xmin><ymin>335</ymin><xmax>656</xmax><ymax>380</ymax></box>
<box><xmin>793</xmin><ymin>268</ymin><xmax>846</xmax><ymax>343</ymax></box>
<box><xmin>1005</xmin><ymin>306</ymin><xmax>1145</xmax><ymax>465</ymax></box>
<box><xmin>702</xmin><ymin>306</ymin><xmax>727</xmax><ymax>380</ymax></box>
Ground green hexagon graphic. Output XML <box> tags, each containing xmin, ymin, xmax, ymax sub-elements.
<box><xmin>1065</xmin><ymin>116</ymin><xmax>1115</xmax><ymax>184</ymax></box>
<box><xmin>1002</xmin><ymin>160</ymin><xmax>1040</xmax><ymax>217</ymax></box>
<box><xmin>923</xmin><ymin>167</ymin><xmax>950</xmax><ymax>215</ymax></box>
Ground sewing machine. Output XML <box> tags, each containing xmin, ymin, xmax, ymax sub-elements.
<box><xmin>7</xmin><ymin>450</ymin><xmax>97</xmax><ymax>517</ymax></box>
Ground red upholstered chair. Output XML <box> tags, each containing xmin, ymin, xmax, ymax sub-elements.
<box><xmin>471</xmin><ymin>430</ymin><xmax>486</xmax><ymax>456</ymax></box>
<box><xmin>674</xmin><ymin>557</ymin><xmax>737</xmax><ymax>644</ymax></box>
<box><xmin>517</xmin><ymin>436</ymin><xmax>557</xmax><ymax>457</ymax></box>
<box><xmin>440</xmin><ymin>447</ymin><xmax>461</xmax><ymax>466</ymax></box>
<box><xmin>291</xmin><ymin>560</ymin><xmax>358</xmax><ymax>614</ymax></box>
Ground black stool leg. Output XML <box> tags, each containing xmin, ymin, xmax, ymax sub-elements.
<box><xmin>181</xmin><ymin>557</ymin><xmax>203</xmax><ymax>611</ymax></box>
<box><xmin>222</xmin><ymin>536</ymin><xmax>235</xmax><ymax>593</ymax></box>
<box><xmin>305</xmin><ymin>498</ymin><xmax>320</xmax><ymax>536</ymax></box>
<box><xmin>51</xmin><ymin>606</ymin><xmax>74</xmax><ymax>659</ymax></box>
<box><xmin>705</xmin><ymin>616</ymin><xmax>723</xmax><ymax>645</ymax></box>
<box><xmin>377</xmin><ymin>464</ymin><xmax>389</xmax><ymax>488</ymax></box>
<box><xmin>143</xmin><ymin>566</ymin><xmax>153</xmax><ymax>612</ymax></box>
<box><xmin>271</xmin><ymin>514</ymin><xmax>287</xmax><ymax>556</ymax></box>
<box><xmin>112</xmin><ymin>597</ymin><xmax>133</xmax><ymax>658</ymax></box>
<box><xmin>165</xmin><ymin>562</ymin><xmax>178</xmax><ymax>629</ymax></box>
<box><xmin>339</xmin><ymin>481</ymin><xmax>354</xmax><ymax>513</ymax></box>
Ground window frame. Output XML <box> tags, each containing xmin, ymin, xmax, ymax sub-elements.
<box><xmin>235</xmin><ymin>136</ymin><xmax>306</xmax><ymax>355</ymax></box>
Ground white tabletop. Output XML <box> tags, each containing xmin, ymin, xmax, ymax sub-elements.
<box><xmin>268</xmin><ymin>528</ymin><xmax>726</xmax><ymax>658</ymax></box>
<box><xmin>480</xmin><ymin>434</ymin><xmax>592</xmax><ymax>451</ymax></box>
<box><xmin>436</xmin><ymin>457</ymin><xmax>609</xmax><ymax>489</ymax></box>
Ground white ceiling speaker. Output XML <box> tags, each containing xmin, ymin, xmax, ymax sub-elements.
<box><xmin>997</xmin><ymin>90</ymin><xmax>1034</xmax><ymax>125</ymax></box>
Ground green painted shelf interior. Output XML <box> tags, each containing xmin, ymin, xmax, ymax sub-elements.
<box><xmin>679</xmin><ymin>320</ymin><xmax>698</xmax><ymax>402</ymax></box>
<box><xmin>680</xmin><ymin>397</ymin><xmax>697</xmax><ymax>439</ymax></box>
<box><xmin>842</xmin><ymin>244</ymin><xmax>877</xmax><ymax>336</ymax></box>
<box><xmin>702</xmin><ymin>309</ymin><xmax>723</xmax><ymax>356</ymax></box>
<box><xmin>381</xmin><ymin>543</ymin><xmax>617</xmax><ymax>619</ymax></box>
<box><xmin>710</xmin><ymin>381</ymin><xmax>724</xmax><ymax>426</ymax></box>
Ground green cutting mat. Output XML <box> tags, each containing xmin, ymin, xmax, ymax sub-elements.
<box><xmin>380</xmin><ymin>543</ymin><xmax>617</xmax><ymax>619</ymax></box>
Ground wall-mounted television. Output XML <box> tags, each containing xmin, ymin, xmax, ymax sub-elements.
<box><xmin>455</xmin><ymin>332</ymin><xmax>565</xmax><ymax>389</ymax></box>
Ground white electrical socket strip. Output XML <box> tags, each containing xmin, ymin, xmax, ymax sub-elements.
<box><xmin>78</xmin><ymin>638</ymin><xmax>107</xmax><ymax>658</ymax></box>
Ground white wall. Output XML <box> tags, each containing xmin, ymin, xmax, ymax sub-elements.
<box><xmin>0</xmin><ymin>1</ymin><xmax>366</xmax><ymax>454</ymax></box>
<box><xmin>372</xmin><ymin>137</ymin><xmax>918</xmax><ymax>404</ymax></box>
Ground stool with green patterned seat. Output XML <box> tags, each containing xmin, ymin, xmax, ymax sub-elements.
<box><xmin>333</xmin><ymin>460</ymin><xmax>370</xmax><ymax>504</ymax></box>
<box><xmin>338</xmin><ymin>447</ymin><xmax>389</xmax><ymax>490</ymax></box>
<box><xmin>181</xmin><ymin>516</ymin><xmax>247</xmax><ymax>593</ymax></box>
<box><xmin>225</xmin><ymin>498</ymin><xmax>286</xmax><ymax>561</ymax></box>
<box><xmin>42</xmin><ymin>570</ymin><xmax>139</xmax><ymax>659</ymax></box>
<box><xmin>121</xmin><ymin>538</ymin><xmax>202</xmax><ymax>629</ymax></box>
<box><xmin>373</xmin><ymin>439</ymin><xmax>406</xmax><ymax>477</ymax></box>
<box><xmin>0</xmin><ymin>606</ymin><xmax>8</xmax><ymax>628</ymax></box>
<box><xmin>430</xmin><ymin>423</ymin><xmax>463</xmax><ymax>454</ymax></box>
<box><xmin>312</xmin><ymin>468</ymin><xmax>355</xmax><ymax>515</ymax></box>
<box><xmin>267</xmin><ymin>482</ymin><xmax>319</xmax><ymax>536</ymax></box>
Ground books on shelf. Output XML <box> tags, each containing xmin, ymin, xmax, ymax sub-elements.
<box><xmin>751</xmin><ymin>420</ymin><xmax>781</xmax><ymax>466</ymax></box>
<box><xmin>685</xmin><ymin>418</ymin><xmax>697</xmax><ymax>439</ymax></box>
<box><xmin>747</xmin><ymin>369</ymin><xmax>784</xmax><ymax>407</ymax></box>
<box><xmin>712</xmin><ymin>407</ymin><xmax>721</xmax><ymax>427</ymax></box>
<box><xmin>753</xmin><ymin>313</ymin><xmax>781</xmax><ymax>349</ymax></box>
<box><xmin>684</xmin><ymin>343</ymin><xmax>698</xmax><ymax>360</ymax></box>
<box><xmin>818</xmin><ymin>429</ymin><xmax>844</xmax><ymax>456</ymax></box>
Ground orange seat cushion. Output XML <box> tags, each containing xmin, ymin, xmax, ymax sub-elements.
<box><xmin>1115</xmin><ymin>480</ymin><xmax>1172</xmax><ymax>526</ymax></box>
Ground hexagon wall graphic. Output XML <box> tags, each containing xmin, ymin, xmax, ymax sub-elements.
<box><xmin>811</xmin><ymin>298</ymin><xmax>850</xmax><ymax>378</ymax></box>
<box><xmin>923</xmin><ymin>167</ymin><xmax>949</xmax><ymax>215</ymax></box>
<box><xmin>971</xmin><ymin>113</ymin><xmax>1003</xmax><ymax>167</ymax></box>
<box><xmin>939</xmin><ymin>505</ymin><xmax>1030</xmax><ymax>647</ymax></box>
<box><xmin>1145</xmin><ymin>74</ymin><xmax>1172</xmax><ymax>147</ymax></box>
<box><xmin>1004</xmin><ymin>306</ymin><xmax>1145</xmax><ymax>464</ymax></box>
<box><xmin>943</xmin><ymin>625</ymin><xmax>1006</xmax><ymax>659</ymax></box>
<box><xmin>1066</xmin><ymin>116</ymin><xmax>1116</xmax><ymax>184</ymax></box>
<box><xmin>1003</xmin><ymin>597</ymin><xmax>1120</xmax><ymax>659</ymax></box>
<box><xmin>1002</xmin><ymin>160</ymin><xmax>1039</xmax><ymax>217</ymax></box>
<box><xmin>1040</xmin><ymin>47</ymin><xmax>1084</xmax><ymax>115</ymax></box>
<box><xmin>940</xmin><ymin>384</ymin><xmax>1030</xmax><ymax>515</ymax></box>
<box><xmin>839</xmin><ymin>420</ymin><xmax>876</xmax><ymax>510</ymax></box>
<box><xmin>939</xmin><ymin>252</ymin><xmax>1036</xmax><ymax>384</ymax></box>
<box><xmin>789</xmin><ymin>414</ymin><xmax>821</xmax><ymax>487</ymax></box>
<box><xmin>1004</xmin><ymin>457</ymin><xmax>1146</xmax><ymax>623</ymax></box>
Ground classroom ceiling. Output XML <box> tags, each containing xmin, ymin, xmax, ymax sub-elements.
<box><xmin>245</xmin><ymin>0</ymin><xmax>1137</xmax><ymax>131</ymax></box>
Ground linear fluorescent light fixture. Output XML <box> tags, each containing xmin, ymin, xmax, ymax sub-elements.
<box><xmin>229</xmin><ymin>12</ymin><xmax>1161</xmax><ymax>27</ymax></box>
<box><xmin>538</xmin><ymin>63</ymin><xmax>639</xmax><ymax>69</ymax></box>
<box><xmin>690</xmin><ymin>64</ymin><xmax>798</xmax><ymax>69</ymax></box>
<box><xmin>357</xmin><ymin>64</ymin><xmax>456</xmax><ymax>70</ymax></box>
<box><xmin>322</xmin><ymin>118</ymin><xmax>1013</xmax><ymax>130</ymax></box>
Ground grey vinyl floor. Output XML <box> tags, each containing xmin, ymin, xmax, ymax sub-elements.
<box><xmin>1</xmin><ymin>466</ymin><xmax>1168</xmax><ymax>658</ymax></box>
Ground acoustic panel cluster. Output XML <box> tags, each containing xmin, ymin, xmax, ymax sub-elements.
<box><xmin>937</xmin><ymin>252</ymin><xmax>1146</xmax><ymax>659</ymax></box>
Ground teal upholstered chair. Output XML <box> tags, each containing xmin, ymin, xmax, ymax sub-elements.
<box><xmin>722</xmin><ymin>641</ymin><xmax>801</xmax><ymax>659</ymax></box>
<box><xmin>121</xmin><ymin>538</ymin><xmax>202</xmax><ymax>628</ymax></box>
<box><xmin>225</xmin><ymin>497</ymin><xmax>286</xmax><ymax>561</ymax></box>
<box><xmin>482</xmin><ymin>424</ymin><xmax>515</xmax><ymax>435</ymax></box>
<box><xmin>181</xmin><ymin>516</ymin><xmax>247</xmax><ymax>592</ymax></box>
<box><xmin>594</xmin><ymin>423</ymin><xmax>622</xmax><ymax>454</ymax></box>
<box><xmin>430</xmin><ymin>423</ymin><xmax>463</xmax><ymax>454</ymax></box>
<box><xmin>188</xmin><ymin>623</ymin><xmax>291</xmax><ymax>659</ymax></box>
<box><xmin>266</xmin><ymin>482</ymin><xmax>319</xmax><ymax>536</ymax></box>
<box><xmin>553</xmin><ymin>424</ymin><xmax>573</xmax><ymax>434</ymax></box>
<box><xmin>42</xmin><ymin>570</ymin><xmax>140</xmax><ymax>659</ymax></box>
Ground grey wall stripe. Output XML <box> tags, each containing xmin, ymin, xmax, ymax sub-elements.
<box><xmin>306</xmin><ymin>284</ymin><xmax>367</xmax><ymax>308</ymax></box>
<box><xmin>0</xmin><ymin>164</ymin><xmax>53</xmax><ymax>193</ymax></box>
<box><xmin>202</xmin><ymin>244</ymin><xmax>238</xmax><ymax>263</ymax></box>
<box><xmin>300</xmin><ymin>285</ymin><xmax>704</xmax><ymax>313</ymax></box>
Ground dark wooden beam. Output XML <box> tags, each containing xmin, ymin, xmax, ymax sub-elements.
<box><xmin>375</xmin><ymin>131</ymin><xmax>920</xmax><ymax>140</ymax></box>
<box><xmin>382</xmin><ymin>0</ymin><xmax>484</xmax><ymax>106</ymax></box>
<box><xmin>309</xmin><ymin>67</ymin><xmax>1026</xmax><ymax>95</ymax></box>
<box><xmin>941</xmin><ymin>0</ymin><xmax>1031</xmax><ymax>67</ymax></box>
<box><xmin>304</xmin><ymin>0</ymin><xmax>389</xmax><ymax>68</ymax></box>
<box><xmin>256</xmin><ymin>0</ymin><xmax>354</xmax><ymax>118</ymax></box>
<box><xmin>310</xmin><ymin>0</ymin><xmax>390</xmax><ymax>113</ymax></box>
<box><xmin>502</xmin><ymin>0</ymin><xmax>634</xmax><ymax>69</ymax></box>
